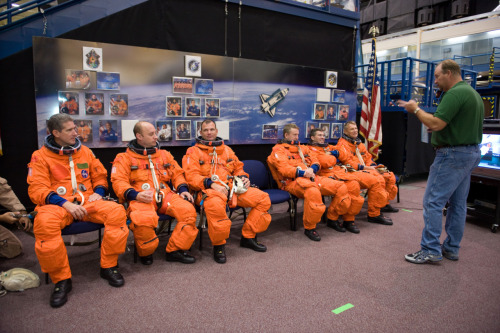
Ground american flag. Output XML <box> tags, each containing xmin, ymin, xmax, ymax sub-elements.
<box><xmin>360</xmin><ymin>38</ymin><xmax>382</xmax><ymax>160</ymax></box>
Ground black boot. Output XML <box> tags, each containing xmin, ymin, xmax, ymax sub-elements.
<box><xmin>381</xmin><ymin>204</ymin><xmax>399</xmax><ymax>213</ymax></box>
<box><xmin>50</xmin><ymin>278</ymin><xmax>72</xmax><ymax>308</ymax></box>
<box><xmin>327</xmin><ymin>219</ymin><xmax>346</xmax><ymax>232</ymax></box>
<box><xmin>304</xmin><ymin>228</ymin><xmax>321</xmax><ymax>241</ymax></box>
<box><xmin>166</xmin><ymin>250</ymin><xmax>196</xmax><ymax>264</ymax></box>
<box><xmin>240</xmin><ymin>237</ymin><xmax>267</xmax><ymax>252</ymax></box>
<box><xmin>367</xmin><ymin>214</ymin><xmax>393</xmax><ymax>225</ymax></box>
<box><xmin>139</xmin><ymin>254</ymin><xmax>153</xmax><ymax>265</ymax></box>
<box><xmin>213</xmin><ymin>245</ymin><xmax>226</xmax><ymax>264</ymax></box>
<box><xmin>100</xmin><ymin>266</ymin><xmax>124</xmax><ymax>287</ymax></box>
<box><xmin>343</xmin><ymin>221</ymin><xmax>360</xmax><ymax>234</ymax></box>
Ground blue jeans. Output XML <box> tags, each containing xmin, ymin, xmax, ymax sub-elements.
<box><xmin>420</xmin><ymin>145</ymin><xmax>481</xmax><ymax>255</ymax></box>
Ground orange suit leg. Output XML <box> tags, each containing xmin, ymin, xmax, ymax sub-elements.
<box><xmin>128</xmin><ymin>201</ymin><xmax>159</xmax><ymax>257</ymax></box>
<box><xmin>317</xmin><ymin>176</ymin><xmax>351</xmax><ymax>220</ymax></box>
<box><xmin>357</xmin><ymin>171</ymin><xmax>388</xmax><ymax>217</ymax></box>
<box><xmin>285</xmin><ymin>178</ymin><xmax>325</xmax><ymax>230</ymax></box>
<box><xmin>33</xmin><ymin>205</ymin><xmax>74</xmax><ymax>284</ymax></box>
<box><xmin>201</xmin><ymin>189</ymin><xmax>232</xmax><ymax>246</ymax></box>
<box><xmin>84</xmin><ymin>200</ymin><xmax>128</xmax><ymax>269</ymax></box>
<box><xmin>236</xmin><ymin>187</ymin><xmax>271</xmax><ymax>239</ymax></box>
<box><xmin>342</xmin><ymin>180</ymin><xmax>364</xmax><ymax>221</ymax></box>
<box><xmin>382</xmin><ymin>171</ymin><xmax>398</xmax><ymax>203</ymax></box>
<box><xmin>163</xmin><ymin>194</ymin><xmax>199</xmax><ymax>252</ymax></box>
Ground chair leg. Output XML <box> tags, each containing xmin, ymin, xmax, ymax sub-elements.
<box><xmin>396</xmin><ymin>175</ymin><xmax>402</xmax><ymax>203</ymax></box>
<box><xmin>198</xmin><ymin>206</ymin><xmax>206</xmax><ymax>251</ymax></box>
<box><xmin>133</xmin><ymin>244</ymin><xmax>138</xmax><ymax>263</ymax></box>
<box><xmin>45</xmin><ymin>273</ymin><xmax>49</xmax><ymax>285</ymax></box>
<box><xmin>98</xmin><ymin>228</ymin><xmax>102</xmax><ymax>248</ymax></box>
<box><xmin>290</xmin><ymin>197</ymin><xmax>298</xmax><ymax>231</ymax></box>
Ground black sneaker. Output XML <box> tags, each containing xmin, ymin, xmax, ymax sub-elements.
<box><xmin>343</xmin><ymin>221</ymin><xmax>360</xmax><ymax>234</ymax></box>
<box><xmin>327</xmin><ymin>219</ymin><xmax>346</xmax><ymax>232</ymax></box>
<box><xmin>304</xmin><ymin>229</ymin><xmax>321</xmax><ymax>241</ymax></box>
<box><xmin>139</xmin><ymin>254</ymin><xmax>153</xmax><ymax>265</ymax></box>
<box><xmin>50</xmin><ymin>278</ymin><xmax>72</xmax><ymax>308</ymax></box>
<box><xmin>213</xmin><ymin>245</ymin><xmax>226</xmax><ymax>264</ymax></box>
<box><xmin>367</xmin><ymin>214</ymin><xmax>393</xmax><ymax>225</ymax></box>
<box><xmin>166</xmin><ymin>250</ymin><xmax>196</xmax><ymax>264</ymax></box>
<box><xmin>100</xmin><ymin>266</ymin><xmax>124</xmax><ymax>287</ymax></box>
<box><xmin>405</xmin><ymin>250</ymin><xmax>442</xmax><ymax>264</ymax></box>
<box><xmin>381</xmin><ymin>204</ymin><xmax>399</xmax><ymax>213</ymax></box>
<box><xmin>240</xmin><ymin>237</ymin><xmax>267</xmax><ymax>252</ymax></box>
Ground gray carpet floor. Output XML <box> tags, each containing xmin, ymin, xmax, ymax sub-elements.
<box><xmin>1</xmin><ymin>177</ymin><xmax>499</xmax><ymax>332</ymax></box>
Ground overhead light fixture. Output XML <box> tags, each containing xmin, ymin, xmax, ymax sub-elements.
<box><xmin>487</xmin><ymin>29</ymin><xmax>500</xmax><ymax>37</ymax></box>
<box><xmin>447</xmin><ymin>36</ymin><xmax>468</xmax><ymax>44</ymax></box>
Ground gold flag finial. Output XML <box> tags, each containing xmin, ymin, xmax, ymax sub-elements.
<box><xmin>369</xmin><ymin>25</ymin><xmax>379</xmax><ymax>38</ymax></box>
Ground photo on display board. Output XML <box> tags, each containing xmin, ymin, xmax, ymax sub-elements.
<box><xmin>172</xmin><ymin>77</ymin><xmax>193</xmax><ymax>94</ymax></box>
<box><xmin>331</xmin><ymin>123</ymin><xmax>343</xmax><ymax>140</ymax></box>
<box><xmin>85</xmin><ymin>93</ymin><xmax>104</xmax><ymax>115</ymax></box>
<box><xmin>99</xmin><ymin>120</ymin><xmax>119</xmax><ymax>142</ymax></box>
<box><xmin>306</xmin><ymin>122</ymin><xmax>318</xmax><ymax>139</ymax></box>
<box><xmin>96</xmin><ymin>72</ymin><xmax>120</xmax><ymax>90</ymax></box>
<box><xmin>338</xmin><ymin>104</ymin><xmax>349</xmax><ymax>121</ymax></box>
<box><xmin>319</xmin><ymin>123</ymin><xmax>330</xmax><ymax>139</ymax></box>
<box><xmin>59</xmin><ymin>91</ymin><xmax>79</xmax><ymax>115</ymax></box>
<box><xmin>195</xmin><ymin>121</ymin><xmax>204</xmax><ymax>138</ymax></box>
<box><xmin>325</xmin><ymin>104</ymin><xmax>337</xmax><ymax>120</ymax></box>
<box><xmin>156</xmin><ymin>121</ymin><xmax>173</xmax><ymax>142</ymax></box>
<box><xmin>82</xmin><ymin>47</ymin><xmax>103</xmax><ymax>72</ymax></box>
<box><xmin>262</xmin><ymin>124</ymin><xmax>278</xmax><ymax>140</ymax></box>
<box><xmin>194</xmin><ymin>79</ymin><xmax>214</xmax><ymax>95</ymax></box>
<box><xmin>185</xmin><ymin>97</ymin><xmax>201</xmax><ymax>117</ymax></box>
<box><xmin>74</xmin><ymin>120</ymin><xmax>93</xmax><ymax>143</ymax></box>
<box><xmin>205</xmin><ymin>98</ymin><xmax>220</xmax><ymax>117</ymax></box>
<box><xmin>109</xmin><ymin>94</ymin><xmax>128</xmax><ymax>116</ymax></box>
<box><xmin>166</xmin><ymin>96</ymin><xmax>182</xmax><ymax>117</ymax></box>
<box><xmin>175</xmin><ymin>120</ymin><xmax>191</xmax><ymax>140</ymax></box>
<box><xmin>313</xmin><ymin>103</ymin><xmax>326</xmax><ymax>120</ymax></box>
<box><xmin>65</xmin><ymin>69</ymin><xmax>91</xmax><ymax>89</ymax></box>
<box><xmin>332</xmin><ymin>89</ymin><xmax>345</xmax><ymax>103</ymax></box>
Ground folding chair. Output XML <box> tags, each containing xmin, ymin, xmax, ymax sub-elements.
<box><xmin>243</xmin><ymin>160</ymin><xmax>299</xmax><ymax>231</ymax></box>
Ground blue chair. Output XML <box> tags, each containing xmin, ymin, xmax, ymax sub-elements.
<box><xmin>242</xmin><ymin>160</ymin><xmax>299</xmax><ymax>231</ymax></box>
<box><xmin>45</xmin><ymin>221</ymin><xmax>104</xmax><ymax>284</ymax></box>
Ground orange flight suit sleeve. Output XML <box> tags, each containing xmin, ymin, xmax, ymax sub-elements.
<box><xmin>110</xmin><ymin>153</ymin><xmax>134</xmax><ymax>202</ymax></box>
<box><xmin>182</xmin><ymin>147</ymin><xmax>208</xmax><ymax>191</ymax></box>
<box><xmin>27</xmin><ymin>150</ymin><xmax>54</xmax><ymax>205</ymax></box>
<box><xmin>226</xmin><ymin>146</ymin><xmax>248</xmax><ymax>178</ymax></box>
<box><xmin>268</xmin><ymin>145</ymin><xmax>299</xmax><ymax>179</ymax></box>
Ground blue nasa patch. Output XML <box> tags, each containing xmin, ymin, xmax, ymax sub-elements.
<box><xmin>188</xmin><ymin>60</ymin><xmax>200</xmax><ymax>72</ymax></box>
<box><xmin>81</xmin><ymin>170</ymin><xmax>89</xmax><ymax>178</ymax></box>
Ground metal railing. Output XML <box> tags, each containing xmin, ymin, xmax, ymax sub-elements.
<box><xmin>0</xmin><ymin>0</ymin><xmax>85</xmax><ymax>31</ymax></box>
<box><xmin>0</xmin><ymin>0</ymin><xmax>54</xmax><ymax>26</ymax></box>
<box><xmin>356</xmin><ymin>56</ymin><xmax>478</xmax><ymax>110</ymax></box>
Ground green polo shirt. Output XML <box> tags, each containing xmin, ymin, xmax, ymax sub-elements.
<box><xmin>431</xmin><ymin>81</ymin><xmax>484</xmax><ymax>147</ymax></box>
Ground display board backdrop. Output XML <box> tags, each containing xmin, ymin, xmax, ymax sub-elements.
<box><xmin>33</xmin><ymin>37</ymin><xmax>356</xmax><ymax>148</ymax></box>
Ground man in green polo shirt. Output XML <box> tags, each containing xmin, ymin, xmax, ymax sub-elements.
<box><xmin>398</xmin><ymin>59</ymin><xmax>483</xmax><ymax>264</ymax></box>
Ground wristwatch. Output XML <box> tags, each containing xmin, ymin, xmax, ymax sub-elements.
<box><xmin>414</xmin><ymin>107</ymin><xmax>421</xmax><ymax>115</ymax></box>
